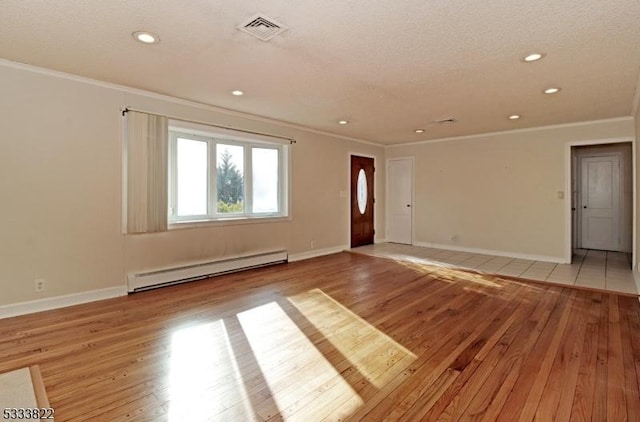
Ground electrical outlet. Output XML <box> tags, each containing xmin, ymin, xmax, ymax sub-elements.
<box><xmin>35</xmin><ymin>278</ymin><xmax>46</xmax><ymax>292</ymax></box>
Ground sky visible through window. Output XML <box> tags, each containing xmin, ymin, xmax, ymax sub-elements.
<box><xmin>252</xmin><ymin>148</ymin><xmax>278</xmax><ymax>213</ymax></box>
<box><xmin>177</xmin><ymin>138</ymin><xmax>207</xmax><ymax>216</ymax></box>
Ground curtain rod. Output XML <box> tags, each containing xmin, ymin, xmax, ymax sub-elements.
<box><xmin>121</xmin><ymin>107</ymin><xmax>296</xmax><ymax>144</ymax></box>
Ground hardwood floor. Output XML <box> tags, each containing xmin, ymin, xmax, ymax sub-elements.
<box><xmin>1</xmin><ymin>252</ymin><xmax>639</xmax><ymax>421</ymax></box>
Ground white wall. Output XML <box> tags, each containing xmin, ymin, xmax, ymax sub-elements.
<box><xmin>635</xmin><ymin>101</ymin><xmax>640</xmax><ymax>272</ymax></box>
<box><xmin>387</xmin><ymin>119</ymin><xmax>635</xmax><ymax>261</ymax></box>
<box><xmin>0</xmin><ymin>62</ymin><xmax>385</xmax><ymax>307</ymax></box>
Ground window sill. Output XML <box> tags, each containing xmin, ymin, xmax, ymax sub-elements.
<box><xmin>168</xmin><ymin>215</ymin><xmax>291</xmax><ymax>230</ymax></box>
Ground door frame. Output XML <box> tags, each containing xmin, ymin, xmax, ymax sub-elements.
<box><xmin>386</xmin><ymin>156</ymin><xmax>415</xmax><ymax>244</ymax></box>
<box><xmin>347</xmin><ymin>152</ymin><xmax>380</xmax><ymax>248</ymax></box>
<box><xmin>564</xmin><ymin>136</ymin><xmax>635</xmax><ymax>265</ymax></box>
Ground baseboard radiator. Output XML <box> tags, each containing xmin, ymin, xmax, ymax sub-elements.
<box><xmin>127</xmin><ymin>250</ymin><xmax>288</xmax><ymax>292</ymax></box>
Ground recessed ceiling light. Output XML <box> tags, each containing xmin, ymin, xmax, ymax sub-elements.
<box><xmin>508</xmin><ymin>114</ymin><xmax>521</xmax><ymax>120</ymax></box>
<box><xmin>231</xmin><ymin>90</ymin><xmax>244</xmax><ymax>96</ymax></box>
<box><xmin>523</xmin><ymin>52</ymin><xmax>545</xmax><ymax>62</ymax></box>
<box><xmin>544</xmin><ymin>87</ymin><xmax>561</xmax><ymax>94</ymax></box>
<box><xmin>414</xmin><ymin>129</ymin><xmax>425</xmax><ymax>133</ymax></box>
<box><xmin>132</xmin><ymin>31</ymin><xmax>159</xmax><ymax>44</ymax></box>
<box><xmin>338</xmin><ymin>120</ymin><xmax>348</xmax><ymax>125</ymax></box>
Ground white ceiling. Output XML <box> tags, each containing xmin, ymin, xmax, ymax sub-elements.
<box><xmin>2</xmin><ymin>0</ymin><xmax>640</xmax><ymax>145</ymax></box>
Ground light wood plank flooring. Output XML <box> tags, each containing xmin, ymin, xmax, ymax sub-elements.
<box><xmin>1</xmin><ymin>252</ymin><xmax>639</xmax><ymax>421</ymax></box>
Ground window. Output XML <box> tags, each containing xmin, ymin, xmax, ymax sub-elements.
<box><xmin>168</xmin><ymin>121</ymin><xmax>289</xmax><ymax>223</ymax></box>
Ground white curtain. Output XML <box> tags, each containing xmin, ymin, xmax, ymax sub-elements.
<box><xmin>125</xmin><ymin>111</ymin><xmax>168</xmax><ymax>233</ymax></box>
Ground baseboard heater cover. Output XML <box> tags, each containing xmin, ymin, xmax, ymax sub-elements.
<box><xmin>127</xmin><ymin>250</ymin><xmax>288</xmax><ymax>292</ymax></box>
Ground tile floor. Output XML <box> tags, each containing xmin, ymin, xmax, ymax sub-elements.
<box><xmin>351</xmin><ymin>243</ymin><xmax>639</xmax><ymax>295</ymax></box>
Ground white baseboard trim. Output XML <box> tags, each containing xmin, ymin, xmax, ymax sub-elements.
<box><xmin>375</xmin><ymin>238</ymin><xmax>387</xmax><ymax>244</ymax></box>
<box><xmin>288</xmin><ymin>245</ymin><xmax>347</xmax><ymax>262</ymax></box>
<box><xmin>0</xmin><ymin>286</ymin><xmax>128</xmax><ymax>320</ymax></box>
<box><xmin>412</xmin><ymin>241</ymin><xmax>567</xmax><ymax>264</ymax></box>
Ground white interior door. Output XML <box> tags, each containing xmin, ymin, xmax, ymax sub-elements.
<box><xmin>580</xmin><ymin>154</ymin><xmax>620</xmax><ymax>251</ymax></box>
<box><xmin>388</xmin><ymin>158</ymin><xmax>413</xmax><ymax>244</ymax></box>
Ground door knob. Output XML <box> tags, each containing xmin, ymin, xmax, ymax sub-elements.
<box><xmin>406</xmin><ymin>204</ymin><xmax>411</xmax><ymax>207</ymax></box>
<box><xmin>583</xmin><ymin>206</ymin><xmax>587</xmax><ymax>209</ymax></box>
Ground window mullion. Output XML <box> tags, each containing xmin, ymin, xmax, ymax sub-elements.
<box><xmin>245</xmin><ymin>145</ymin><xmax>253</xmax><ymax>216</ymax></box>
<box><xmin>278</xmin><ymin>146</ymin><xmax>283</xmax><ymax>214</ymax></box>
<box><xmin>280</xmin><ymin>146</ymin><xmax>287</xmax><ymax>215</ymax></box>
<box><xmin>209</xmin><ymin>140</ymin><xmax>217</xmax><ymax>219</ymax></box>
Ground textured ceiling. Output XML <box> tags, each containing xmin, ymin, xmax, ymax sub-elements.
<box><xmin>2</xmin><ymin>0</ymin><xmax>640</xmax><ymax>144</ymax></box>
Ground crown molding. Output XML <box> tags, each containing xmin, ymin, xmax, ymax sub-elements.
<box><xmin>2</xmin><ymin>58</ymin><xmax>632</xmax><ymax>150</ymax></box>
<box><xmin>387</xmin><ymin>116</ymin><xmax>634</xmax><ymax>148</ymax></box>
<box><xmin>0</xmin><ymin>58</ymin><xmax>383</xmax><ymax>148</ymax></box>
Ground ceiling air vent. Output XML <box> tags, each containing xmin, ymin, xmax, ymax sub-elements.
<box><xmin>238</xmin><ymin>13</ymin><xmax>288</xmax><ymax>41</ymax></box>
<box><xmin>434</xmin><ymin>118</ymin><xmax>458</xmax><ymax>124</ymax></box>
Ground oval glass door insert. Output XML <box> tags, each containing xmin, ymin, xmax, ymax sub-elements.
<box><xmin>357</xmin><ymin>169</ymin><xmax>367</xmax><ymax>214</ymax></box>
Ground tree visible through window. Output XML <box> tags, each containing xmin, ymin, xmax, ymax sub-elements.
<box><xmin>216</xmin><ymin>147</ymin><xmax>244</xmax><ymax>213</ymax></box>
<box><xmin>168</xmin><ymin>124</ymin><xmax>288</xmax><ymax>223</ymax></box>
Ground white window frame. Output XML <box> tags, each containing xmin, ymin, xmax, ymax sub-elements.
<box><xmin>168</xmin><ymin>121</ymin><xmax>289</xmax><ymax>225</ymax></box>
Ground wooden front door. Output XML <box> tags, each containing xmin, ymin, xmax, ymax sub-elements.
<box><xmin>351</xmin><ymin>155</ymin><xmax>375</xmax><ymax>247</ymax></box>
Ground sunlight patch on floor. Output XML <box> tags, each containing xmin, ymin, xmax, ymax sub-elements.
<box><xmin>395</xmin><ymin>257</ymin><xmax>503</xmax><ymax>289</ymax></box>
<box><xmin>168</xmin><ymin>321</ymin><xmax>254</xmax><ymax>421</ymax></box>
<box><xmin>288</xmin><ymin>289</ymin><xmax>416</xmax><ymax>388</ymax></box>
<box><xmin>165</xmin><ymin>292</ymin><xmax>423</xmax><ymax>420</ymax></box>
<box><xmin>353</xmin><ymin>243</ymin><xmax>638</xmax><ymax>295</ymax></box>
<box><xmin>237</xmin><ymin>301</ymin><xmax>363</xmax><ymax>420</ymax></box>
